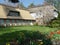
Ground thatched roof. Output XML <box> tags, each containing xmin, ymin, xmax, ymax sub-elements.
<box><xmin>0</xmin><ymin>4</ymin><xmax>35</xmax><ymax>20</ymax></box>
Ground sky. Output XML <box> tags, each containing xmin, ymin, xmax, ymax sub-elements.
<box><xmin>0</xmin><ymin>0</ymin><xmax>44</xmax><ymax>7</ymax></box>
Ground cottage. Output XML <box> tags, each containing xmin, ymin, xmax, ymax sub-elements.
<box><xmin>0</xmin><ymin>0</ymin><xmax>35</xmax><ymax>26</ymax></box>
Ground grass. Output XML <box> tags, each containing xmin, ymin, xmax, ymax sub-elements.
<box><xmin>0</xmin><ymin>26</ymin><xmax>59</xmax><ymax>44</ymax></box>
<box><xmin>0</xmin><ymin>26</ymin><xmax>58</xmax><ymax>35</ymax></box>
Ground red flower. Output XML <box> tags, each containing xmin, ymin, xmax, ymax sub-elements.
<box><xmin>50</xmin><ymin>32</ymin><xmax>54</xmax><ymax>35</ymax></box>
<box><xmin>49</xmin><ymin>32</ymin><xmax>54</xmax><ymax>38</ymax></box>
<box><xmin>56</xmin><ymin>30</ymin><xmax>60</xmax><ymax>34</ymax></box>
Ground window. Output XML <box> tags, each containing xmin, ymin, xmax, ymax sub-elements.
<box><xmin>8</xmin><ymin>10</ymin><xmax>20</xmax><ymax>17</ymax></box>
<box><xmin>6</xmin><ymin>20</ymin><xmax>10</xmax><ymax>23</ymax></box>
<box><xmin>16</xmin><ymin>20</ymin><xmax>20</xmax><ymax>23</ymax></box>
<box><xmin>0</xmin><ymin>20</ymin><xmax>4</xmax><ymax>24</ymax></box>
<box><xmin>11</xmin><ymin>20</ymin><xmax>15</xmax><ymax>23</ymax></box>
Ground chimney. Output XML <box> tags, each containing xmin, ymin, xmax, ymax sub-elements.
<box><xmin>9</xmin><ymin>0</ymin><xmax>19</xmax><ymax>3</ymax></box>
<box><xmin>4</xmin><ymin>0</ymin><xmax>19</xmax><ymax>7</ymax></box>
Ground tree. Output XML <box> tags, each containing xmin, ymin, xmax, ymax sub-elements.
<box><xmin>44</xmin><ymin>0</ymin><xmax>60</xmax><ymax>27</ymax></box>
<box><xmin>28</xmin><ymin>3</ymin><xmax>35</xmax><ymax>8</ymax></box>
<box><xmin>19</xmin><ymin>2</ymin><xmax>26</xmax><ymax>9</ymax></box>
<box><xmin>44</xmin><ymin>0</ymin><xmax>60</xmax><ymax>12</ymax></box>
<box><xmin>57</xmin><ymin>11</ymin><xmax>60</xmax><ymax>19</ymax></box>
<box><xmin>49</xmin><ymin>11</ymin><xmax>60</xmax><ymax>28</ymax></box>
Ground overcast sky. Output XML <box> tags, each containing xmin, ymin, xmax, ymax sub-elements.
<box><xmin>0</xmin><ymin>0</ymin><xmax>44</xmax><ymax>7</ymax></box>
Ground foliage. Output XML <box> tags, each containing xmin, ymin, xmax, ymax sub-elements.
<box><xmin>28</xmin><ymin>3</ymin><xmax>35</xmax><ymax>8</ymax></box>
<box><xmin>57</xmin><ymin>11</ymin><xmax>60</xmax><ymax>19</ymax></box>
<box><xmin>0</xmin><ymin>26</ymin><xmax>58</xmax><ymax>45</ymax></box>
<box><xmin>44</xmin><ymin>0</ymin><xmax>60</xmax><ymax>12</ymax></box>
<box><xmin>33</xmin><ymin>23</ymin><xmax>38</xmax><ymax>26</ymax></box>
<box><xmin>44</xmin><ymin>0</ymin><xmax>60</xmax><ymax>28</ymax></box>
<box><xmin>50</xmin><ymin>20</ymin><xmax>60</xmax><ymax>28</ymax></box>
<box><xmin>49</xmin><ymin>30</ymin><xmax>60</xmax><ymax>40</ymax></box>
<box><xmin>0</xmin><ymin>26</ymin><xmax>58</xmax><ymax>35</ymax></box>
<box><xmin>47</xmin><ymin>10</ymin><xmax>60</xmax><ymax>28</ymax></box>
<box><xmin>0</xmin><ymin>30</ymin><xmax>52</xmax><ymax>45</ymax></box>
<box><xmin>19</xmin><ymin>2</ymin><xmax>26</xmax><ymax>9</ymax></box>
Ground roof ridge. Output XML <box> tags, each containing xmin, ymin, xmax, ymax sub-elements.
<box><xmin>0</xmin><ymin>3</ymin><xmax>18</xmax><ymax>8</ymax></box>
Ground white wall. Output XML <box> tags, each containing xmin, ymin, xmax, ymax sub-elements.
<box><xmin>53</xmin><ymin>12</ymin><xmax>58</xmax><ymax>18</ymax></box>
<box><xmin>30</xmin><ymin>13</ymin><xmax>37</xmax><ymax>19</ymax></box>
<box><xmin>30</xmin><ymin>12</ymin><xmax>43</xmax><ymax>19</ymax></box>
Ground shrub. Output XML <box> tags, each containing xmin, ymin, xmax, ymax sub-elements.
<box><xmin>51</xmin><ymin>20</ymin><xmax>60</xmax><ymax>28</ymax></box>
<box><xmin>0</xmin><ymin>30</ymin><xmax>52</xmax><ymax>45</ymax></box>
<box><xmin>34</xmin><ymin>23</ymin><xmax>39</xmax><ymax>26</ymax></box>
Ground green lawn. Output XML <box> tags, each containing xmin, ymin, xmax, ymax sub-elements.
<box><xmin>0</xmin><ymin>26</ymin><xmax>58</xmax><ymax>35</ymax></box>
<box><xmin>0</xmin><ymin>26</ymin><xmax>59</xmax><ymax>45</ymax></box>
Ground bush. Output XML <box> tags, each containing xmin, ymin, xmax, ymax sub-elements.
<box><xmin>50</xmin><ymin>20</ymin><xmax>60</xmax><ymax>28</ymax></box>
<box><xmin>34</xmin><ymin>23</ymin><xmax>39</xmax><ymax>26</ymax></box>
<box><xmin>0</xmin><ymin>30</ymin><xmax>52</xmax><ymax>45</ymax></box>
<box><xmin>47</xmin><ymin>11</ymin><xmax>60</xmax><ymax>28</ymax></box>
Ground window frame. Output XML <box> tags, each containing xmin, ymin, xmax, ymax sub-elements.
<box><xmin>8</xmin><ymin>10</ymin><xmax>20</xmax><ymax>17</ymax></box>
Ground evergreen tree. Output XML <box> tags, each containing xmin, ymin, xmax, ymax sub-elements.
<box><xmin>28</xmin><ymin>3</ymin><xmax>35</xmax><ymax>8</ymax></box>
<box><xmin>44</xmin><ymin>0</ymin><xmax>60</xmax><ymax>28</ymax></box>
<box><xmin>49</xmin><ymin>11</ymin><xmax>60</xmax><ymax>28</ymax></box>
<box><xmin>19</xmin><ymin>2</ymin><xmax>26</xmax><ymax>9</ymax></box>
<box><xmin>44</xmin><ymin>0</ymin><xmax>60</xmax><ymax>12</ymax></box>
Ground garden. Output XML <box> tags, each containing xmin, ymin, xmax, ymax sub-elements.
<box><xmin>0</xmin><ymin>26</ymin><xmax>60</xmax><ymax>45</ymax></box>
